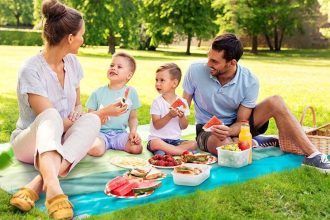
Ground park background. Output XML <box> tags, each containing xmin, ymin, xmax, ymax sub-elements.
<box><xmin>0</xmin><ymin>0</ymin><xmax>330</xmax><ymax>219</ymax></box>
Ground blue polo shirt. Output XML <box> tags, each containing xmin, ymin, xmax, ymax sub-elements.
<box><xmin>182</xmin><ymin>60</ymin><xmax>259</xmax><ymax>125</ymax></box>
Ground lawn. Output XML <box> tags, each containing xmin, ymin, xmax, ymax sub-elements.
<box><xmin>0</xmin><ymin>46</ymin><xmax>330</xmax><ymax>219</ymax></box>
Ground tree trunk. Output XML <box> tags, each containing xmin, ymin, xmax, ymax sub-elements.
<box><xmin>251</xmin><ymin>35</ymin><xmax>258</xmax><ymax>54</ymax></box>
<box><xmin>264</xmin><ymin>34</ymin><xmax>274</xmax><ymax>51</ymax></box>
<box><xmin>197</xmin><ymin>38</ymin><xmax>202</xmax><ymax>47</ymax></box>
<box><xmin>274</xmin><ymin>26</ymin><xmax>280</xmax><ymax>51</ymax></box>
<box><xmin>186</xmin><ymin>34</ymin><xmax>192</xmax><ymax>55</ymax></box>
<box><xmin>108</xmin><ymin>31</ymin><xmax>116</xmax><ymax>54</ymax></box>
<box><xmin>278</xmin><ymin>28</ymin><xmax>285</xmax><ymax>51</ymax></box>
<box><xmin>15</xmin><ymin>15</ymin><xmax>20</xmax><ymax>28</ymax></box>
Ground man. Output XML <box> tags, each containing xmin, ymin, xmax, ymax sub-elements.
<box><xmin>182</xmin><ymin>33</ymin><xmax>330</xmax><ymax>173</ymax></box>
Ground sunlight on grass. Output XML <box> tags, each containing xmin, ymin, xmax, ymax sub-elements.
<box><xmin>0</xmin><ymin>45</ymin><xmax>330</xmax><ymax>219</ymax></box>
<box><xmin>0</xmin><ymin>45</ymin><xmax>330</xmax><ymax>140</ymax></box>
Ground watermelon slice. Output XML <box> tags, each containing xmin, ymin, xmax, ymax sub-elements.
<box><xmin>105</xmin><ymin>176</ymin><xmax>129</xmax><ymax>193</ymax></box>
<box><xmin>171</xmin><ymin>98</ymin><xmax>186</xmax><ymax>111</ymax></box>
<box><xmin>122</xmin><ymin>87</ymin><xmax>130</xmax><ymax>104</ymax></box>
<box><xmin>203</xmin><ymin>116</ymin><xmax>222</xmax><ymax>131</ymax></box>
<box><xmin>132</xmin><ymin>181</ymin><xmax>162</xmax><ymax>194</ymax></box>
<box><xmin>111</xmin><ymin>182</ymin><xmax>140</xmax><ymax>196</ymax></box>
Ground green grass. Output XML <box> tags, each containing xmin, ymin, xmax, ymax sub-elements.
<box><xmin>0</xmin><ymin>45</ymin><xmax>330</xmax><ymax>219</ymax></box>
<box><xmin>95</xmin><ymin>167</ymin><xmax>330</xmax><ymax>220</ymax></box>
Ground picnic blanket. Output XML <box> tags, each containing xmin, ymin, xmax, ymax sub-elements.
<box><xmin>0</xmin><ymin>144</ymin><xmax>304</xmax><ymax>218</ymax></box>
<box><xmin>0</xmin><ymin>126</ymin><xmax>305</xmax><ymax>218</ymax></box>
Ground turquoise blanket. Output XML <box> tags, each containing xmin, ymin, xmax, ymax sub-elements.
<box><xmin>0</xmin><ymin>140</ymin><xmax>304</xmax><ymax>218</ymax></box>
<box><xmin>38</xmin><ymin>153</ymin><xmax>303</xmax><ymax>218</ymax></box>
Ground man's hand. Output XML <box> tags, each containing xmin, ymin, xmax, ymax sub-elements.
<box><xmin>210</xmin><ymin>124</ymin><xmax>230</xmax><ymax>141</ymax></box>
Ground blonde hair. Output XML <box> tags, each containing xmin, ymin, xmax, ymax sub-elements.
<box><xmin>156</xmin><ymin>63</ymin><xmax>182</xmax><ymax>84</ymax></box>
<box><xmin>112</xmin><ymin>52</ymin><xmax>136</xmax><ymax>73</ymax></box>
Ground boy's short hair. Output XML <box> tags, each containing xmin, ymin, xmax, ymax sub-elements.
<box><xmin>156</xmin><ymin>63</ymin><xmax>182</xmax><ymax>84</ymax></box>
<box><xmin>112</xmin><ymin>52</ymin><xmax>136</xmax><ymax>73</ymax></box>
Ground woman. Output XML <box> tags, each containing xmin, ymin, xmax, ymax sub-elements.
<box><xmin>9</xmin><ymin>0</ymin><xmax>126</xmax><ymax>219</ymax></box>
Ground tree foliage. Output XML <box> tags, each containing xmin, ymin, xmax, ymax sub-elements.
<box><xmin>142</xmin><ymin>0</ymin><xmax>217</xmax><ymax>55</ymax></box>
<box><xmin>67</xmin><ymin>0</ymin><xmax>140</xmax><ymax>54</ymax></box>
<box><xmin>0</xmin><ymin>0</ymin><xmax>34</xmax><ymax>27</ymax></box>
<box><xmin>213</xmin><ymin>0</ymin><xmax>319</xmax><ymax>51</ymax></box>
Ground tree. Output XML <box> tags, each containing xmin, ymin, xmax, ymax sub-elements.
<box><xmin>213</xmin><ymin>0</ymin><xmax>319</xmax><ymax>51</ymax></box>
<box><xmin>33</xmin><ymin>0</ymin><xmax>42</xmax><ymax>29</ymax></box>
<box><xmin>68</xmin><ymin>0</ymin><xmax>140</xmax><ymax>54</ymax></box>
<box><xmin>143</xmin><ymin>0</ymin><xmax>217</xmax><ymax>55</ymax></box>
<box><xmin>0</xmin><ymin>0</ymin><xmax>34</xmax><ymax>27</ymax></box>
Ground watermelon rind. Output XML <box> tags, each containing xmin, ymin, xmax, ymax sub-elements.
<box><xmin>132</xmin><ymin>181</ymin><xmax>162</xmax><ymax>194</ymax></box>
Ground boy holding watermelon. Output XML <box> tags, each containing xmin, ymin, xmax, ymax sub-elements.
<box><xmin>86</xmin><ymin>52</ymin><xmax>142</xmax><ymax>156</ymax></box>
<box><xmin>147</xmin><ymin>63</ymin><xmax>197</xmax><ymax>156</ymax></box>
<box><xmin>182</xmin><ymin>33</ymin><xmax>330</xmax><ymax>173</ymax></box>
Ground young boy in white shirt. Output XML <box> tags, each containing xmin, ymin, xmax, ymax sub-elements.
<box><xmin>147</xmin><ymin>63</ymin><xmax>197</xmax><ymax>156</ymax></box>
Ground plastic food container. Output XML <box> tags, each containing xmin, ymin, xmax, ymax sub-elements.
<box><xmin>217</xmin><ymin>147</ymin><xmax>249</xmax><ymax>168</ymax></box>
<box><xmin>171</xmin><ymin>163</ymin><xmax>211</xmax><ymax>186</ymax></box>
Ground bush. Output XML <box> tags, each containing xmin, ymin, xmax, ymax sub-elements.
<box><xmin>0</xmin><ymin>28</ymin><xmax>43</xmax><ymax>46</ymax></box>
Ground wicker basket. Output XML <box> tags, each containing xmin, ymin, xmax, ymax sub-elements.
<box><xmin>279</xmin><ymin>106</ymin><xmax>330</xmax><ymax>155</ymax></box>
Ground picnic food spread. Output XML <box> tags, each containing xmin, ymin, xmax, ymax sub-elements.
<box><xmin>172</xmin><ymin>164</ymin><xmax>211</xmax><ymax>186</ymax></box>
<box><xmin>110</xmin><ymin>156</ymin><xmax>148</xmax><ymax>169</ymax></box>
<box><xmin>174</xmin><ymin>166</ymin><xmax>202</xmax><ymax>175</ymax></box>
<box><xmin>217</xmin><ymin>144</ymin><xmax>250</xmax><ymax>168</ymax></box>
<box><xmin>203</xmin><ymin>116</ymin><xmax>223</xmax><ymax>131</ymax></box>
<box><xmin>125</xmin><ymin>167</ymin><xmax>166</xmax><ymax>180</ymax></box>
<box><xmin>148</xmin><ymin>154</ymin><xmax>183</xmax><ymax>168</ymax></box>
<box><xmin>105</xmin><ymin>176</ymin><xmax>161</xmax><ymax>198</ymax></box>
<box><xmin>181</xmin><ymin>151</ymin><xmax>217</xmax><ymax>165</ymax></box>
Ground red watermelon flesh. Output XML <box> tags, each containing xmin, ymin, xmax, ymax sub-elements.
<box><xmin>171</xmin><ymin>98</ymin><xmax>186</xmax><ymax>109</ymax></box>
<box><xmin>106</xmin><ymin>176</ymin><xmax>129</xmax><ymax>193</ymax></box>
<box><xmin>111</xmin><ymin>182</ymin><xmax>140</xmax><ymax>196</ymax></box>
<box><xmin>203</xmin><ymin>116</ymin><xmax>223</xmax><ymax>129</ymax></box>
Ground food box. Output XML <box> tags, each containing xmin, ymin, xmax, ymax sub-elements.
<box><xmin>171</xmin><ymin>163</ymin><xmax>211</xmax><ymax>186</ymax></box>
<box><xmin>217</xmin><ymin>147</ymin><xmax>249</xmax><ymax>168</ymax></box>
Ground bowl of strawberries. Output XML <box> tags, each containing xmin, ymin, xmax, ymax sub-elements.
<box><xmin>148</xmin><ymin>154</ymin><xmax>183</xmax><ymax>168</ymax></box>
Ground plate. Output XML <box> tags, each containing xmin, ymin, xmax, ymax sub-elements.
<box><xmin>123</xmin><ymin>171</ymin><xmax>167</xmax><ymax>181</ymax></box>
<box><xmin>149</xmin><ymin>162</ymin><xmax>183</xmax><ymax>169</ymax></box>
<box><xmin>110</xmin><ymin>156</ymin><xmax>148</xmax><ymax>169</ymax></box>
<box><xmin>104</xmin><ymin>190</ymin><xmax>154</xmax><ymax>199</ymax></box>
<box><xmin>183</xmin><ymin>155</ymin><xmax>217</xmax><ymax>165</ymax></box>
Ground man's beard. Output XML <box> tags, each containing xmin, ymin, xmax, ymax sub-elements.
<box><xmin>211</xmin><ymin>68</ymin><xmax>224</xmax><ymax>77</ymax></box>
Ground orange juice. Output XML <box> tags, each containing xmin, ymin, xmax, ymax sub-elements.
<box><xmin>238</xmin><ymin>121</ymin><xmax>252</xmax><ymax>164</ymax></box>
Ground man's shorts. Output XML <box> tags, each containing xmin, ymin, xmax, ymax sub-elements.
<box><xmin>147</xmin><ymin>138</ymin><xmax>185</xmax><ymax>155</ymax></box>
<box><xmin>99</xmin><ymin>130</ymin><xmax>129</xmax><ymax>151</ymax></box>
<box><xmin>196</xmin><ymin>109</ymin><xmax>269</xmax><ymax>152</ymax></box>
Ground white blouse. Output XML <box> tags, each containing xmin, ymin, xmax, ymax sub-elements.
<box><xmin>11</xmin><ymin>52</ymin><xmax>83</xmax><ymax>142</ymax></box>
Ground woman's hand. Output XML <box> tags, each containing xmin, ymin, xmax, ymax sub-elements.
<box><xmin>68</xmin><ymin>105</ymin><xmax>84</xmax><ymax>122</ymax></box>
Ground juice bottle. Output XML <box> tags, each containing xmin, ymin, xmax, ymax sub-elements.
<box><xmin>238</xmin><ymin>121</ymin><xmax>252</xmax><ymax>164</ymax></box>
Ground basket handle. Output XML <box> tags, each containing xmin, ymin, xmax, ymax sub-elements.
<box><xmin>299</xmin><ymin>106</ymin><xmax>316</xmax><ymax>128</ymax></box>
